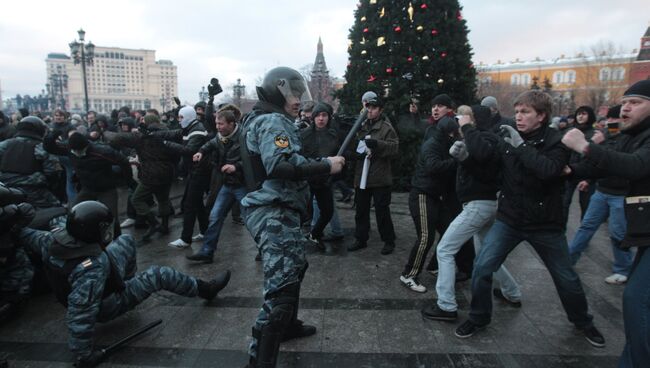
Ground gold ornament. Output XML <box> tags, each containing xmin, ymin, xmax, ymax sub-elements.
<box><xmin>416</xmin><ymin>25</ymin><xmax>424</xmax><ymax>32</ymax></box>
<box><xmin>407</xmin><ymin>3</ymin><xmax>414</xmax><ymax>22</ymax></box>
<box><xmin>422</xmin><ymin>55</ymin><xmax>430</xmax><ymax>60</ymax></box>
<box><xmin>380</xmin><ymin>7</ymin><xmax>385</xmax><ymax>17</ymax></box>
<box><xmin>361</xmin><ymin>16</ymin><xmax>366</xmax><ymax>22</ymax></box>
<box><xmin>360</xmin><ymin>37</ymin><xmax>366</xmax><ymax>45</ymax></box>
<box><xmin>348</xmin><ymin>39</ymin><xmax>353</xmax><ymax>50</ymax></box>
<box><xmin>437</xmin><ymin>78</ymin><xmax>444</xmax><ymax>84</ymax></box>
<box><xmin>369</xmin><ymin>0</ymin><xmax>376</xmax><ymax>4</ymax></box>
<box><xmin>377</xmin><ymin>36</ymin><xmax>386</xmax><ymax>46</ymax></box>
<box><xmin>361</xmin><ymin>50</ymin><xmax>367</xmax><ymax>55</ymax></box>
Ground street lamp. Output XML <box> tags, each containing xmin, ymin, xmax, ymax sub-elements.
<box><xmin>69</xmin><ymin>28</ymin><xmax>95</xmax><ymax>112</ymax></box>
<box><xmin>199</xmin><ymin>86</ymin><xmax>208</xmax><ymax>102</ymax></box>
<box><xmin>160</xmin><ymin>95</ymin><xmax>166</xmax><ymax>112</ymax></box>
<box><xmin>233</xmin><ymin>78</ymin><xmax>246</xmax><ymax>107</ymax></box>
<box><xmin>49</xmin><ymin>65</ymin><xmax>69</xmax><ymax>110</ymax></box>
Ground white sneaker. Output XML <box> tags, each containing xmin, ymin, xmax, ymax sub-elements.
<box><xmin>168</xmin><ymin>239</ymin><xmax>190</xmax><ymax>249</ymax></box>
<box><xmin>400</xmin><ymin>275</ymin><xmax>427</xmax><ymax>293</ymax></box>
<box><xmin>120</xmin><ymin>218</ymin><xmax>136</xmax><ymax>228</ymax></box>
<box><xmin>192</xmin><ymin>233</ymin><xmax>205</xmax><ymax>241</ymax></box>
<box><xmin>604</xmin><ymin>273</ymin><xmax>628</xmax><ymax>285</ymax></box>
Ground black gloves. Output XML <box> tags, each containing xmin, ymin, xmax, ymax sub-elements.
<box><xmin>74</xmin><ymin>351</ymin><xmax>104</xmax><ymax>368</ymax></box>
<box><xmin>208</xmin><ymin>78</ymin><xmax>223</xmax><ymax>98</ymax></box>
<box><xmin>364</xmin><ymin>138</ymin><xmax>378</xmax><ymax>149</ymax></box>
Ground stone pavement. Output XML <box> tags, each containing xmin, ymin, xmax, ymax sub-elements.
<box><xmin>0</xmin><ymin>185</ymin><xmax>627</xmax><ymax>367</ymax></box>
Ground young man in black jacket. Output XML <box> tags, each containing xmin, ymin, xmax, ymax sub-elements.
<box><xmin>455</xmin><ymin>91</ymin><xmax>605</xmax><ymax>349</ymax></box>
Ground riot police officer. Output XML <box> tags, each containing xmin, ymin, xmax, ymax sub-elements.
<box><xmin>240</xmin><ymin>67</ymin><xmax>345</xmax><ymax>368</ymax></box>
<box><xmin>18</xmin><ymin>201</ymin><xmax>231</xmax><ymax>367</ymax></box>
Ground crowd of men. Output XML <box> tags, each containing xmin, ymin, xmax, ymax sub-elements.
<box><xmin>0</xmin><ymin>70</ymin><xmax>648</xmax><ymax>368</ymax></box>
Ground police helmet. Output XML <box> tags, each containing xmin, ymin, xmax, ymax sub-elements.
<box><xmin>256</xmin><ymin>67</ymin><xmax>312</xmax><ymax>108</ymax></box>
<box><xmin>16</xmin><ymin>116</ymin><xmax>47</xmax><ymax>138</ymax></box>
<box><xmin>66</xmin><ymin>201</ymin><xmax>114</xmax><ymax>246</ymax></box>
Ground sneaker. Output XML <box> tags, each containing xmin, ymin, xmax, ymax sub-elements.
<box><xmin>421</xmin><ymin>303</ymin><xmax>457</xmax><ymax>321</ymax></box>
<box><xmin>400</xmin><ymin>275</ymin><xmax>427</xmax><ymax>293</ymax></box>
<box><xmin>455</xmin><ymin>320</ymin><xmax>487</xmax><ymax>339</ymax></box>
<box><xmin>192</xmin><ymin>233</ymin><xmax>205</xmax><ymax>241</ymax></box>
<box><xmin>381</xmin><ymin>242</ymin><xmax>395</xmax><ymax>255</ymax></box>
<box><xmin>347</xmin><ymin>240</ymin><xmax>367</xmax><ymax>252</ymax></box>
<box><xmin>120</xmin><ymin>218</ymin><xmax>136</xmax><ymax>228</ymax></box>
<box><xmin>580</xmin><ymin>325</ymin><xmax>606</xmax><ymax>348</ymax></box>
<box><xmin>168</xmin><ymin>239</ymin><xmax>190</xmax><ymax>249</ymax></box>
<box><xmin>604</xmin><ymin>273</ymin><xmax>628</xmax><ymax>285</ymax></box>
<box><xmin>492</xmin><ymin>289</ymin><xmax>522</xmax><ymax>308</ymax></box>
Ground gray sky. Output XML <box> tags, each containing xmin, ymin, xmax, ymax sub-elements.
<box><xmin>0</xmin><ymin>0</ymin><xmax>647</xmax><ymax>104</ymax></box>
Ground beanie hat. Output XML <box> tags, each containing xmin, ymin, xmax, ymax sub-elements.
<box><xmin>179</xmin><ymin>106</ymin><xmax>197</xmax><ymax>128</ymax></box>
<box><xmin>361</xmin><ymin>91</ymin><xmax>378</xmax><ymax>104</ymax></box>
<box><xmin>431</xmin><ymin>94</ymin><xmax>454</xmax><ymax>109</ymax></box>
<box><xmin>194</xmin><ymin>101</ymin><xmax>207</xmax><ymax>111</ymax></box>
<box><xmin>470</xmin><ymin>105</ymin><xmax>492</xmax><ymax>131</ymax></box>
<box><xmin>623</xmin><ymin>80</ymin><xmax>650</xmax><ymax>100</ymax></box>
<box><xmin>437</xmin><ymin>116</ymin><xmax>459</xmax><ymax>136</ymax></box>
<box><xmin>312</xmin><ymin>103</ymin><xmax>332</xmax><ymax>120</ymax></box>
<box><xmin>481</xmin><ymin>96</ymin><xmax>498</xmax><ymax>110</ymax></box>
<box><xmin>68</xmin><ymin>132</ymin><xmax>89</xmax><ymax>151</ymax></box>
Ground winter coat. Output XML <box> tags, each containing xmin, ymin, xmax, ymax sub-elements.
<box><xmin>300</xmin><ymin>124</ymin><xmax>340</xmax><ymax>188</ymax></box>
<box><xmin>353</xmin><ymin>115</ymin><xmax>399</xmax><ymax>188</ymax></box>
<box><xmin>410</xmin><ymin>126</ymin><xmax>456</xmax><ymax>197</ymax></box>
<box><xmin>154</xmin><ymin>120</ymin><xmax>211</xmax><ymax>176</ymax></box>
<box><xmin>456</xmin><ymin>124</ymin><xmax>501</xmax><ymax>203</ymax></box>
<box><xmin>199</xmin><ymin>125</ymin><xmax>244</xmax><ymax>187</ymax></box>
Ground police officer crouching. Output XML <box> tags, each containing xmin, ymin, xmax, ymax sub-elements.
<box><xmin>17</xmin><ymin>201</ymin><xmax>231</xmax><ymax>367</ymax></box>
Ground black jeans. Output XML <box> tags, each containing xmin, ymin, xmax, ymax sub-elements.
<box><xmin>180</xmin><ymin>173</ymin><xmax>210</xmax><ymax>243</ymax></box>
<box><xmin>563</xmin><ymin>180</ymin><xmax>595</xmax><ymax>224</ymax></box>
<box><xmin>310</xmin><ymin>186</ymin><xmax>334</xmax><ymax>239</ymax></box>
<box><xmin>354</xmin><ymin>186</ymin><xmax>395</xmax><ymax>244</ymax></box>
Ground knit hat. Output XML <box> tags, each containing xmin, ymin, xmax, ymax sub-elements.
<box><xmin>623</xmin><ymin>80</ymin><xmax>650</xmax><ymax>100</ymax></box>
<box><xmin>312</xmin><ymin>103</ymin><xmax>332</xmax><ymax>120</ymax></box>
<box><xmin>437</xmin><ymin>116</ymin><xmax>459</xmax><ymax>136</ymax></box>
<box><xmin>431</xmin><ymin>94</ymin><xmax>454</xmax><ymax>109</ymax></box>
<box><xmin>480</xmin><ymin>96</ymin><xmax>498</xmax><ymax>110</ymax></box>
<box><xmin>68</xmin><ymin>132</ymin><xmax>89</xmax><ymax>151</ymax></box>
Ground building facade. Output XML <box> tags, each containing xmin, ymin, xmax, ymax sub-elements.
<box><xmin>476</xmin><ymin>26</ymin><xmax>650</xmax><ymax>114</ymax></box>
<box><xmin>45</xmin><ymin>46</ymin><xmax>178</xmax><ymax>113</ymax></box>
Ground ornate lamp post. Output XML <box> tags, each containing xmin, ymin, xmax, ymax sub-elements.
<box><xmin>233</xmin><ymin>78</ymin><xmax>246</xmax><ymax>107</ymax></box>
<box><xmin>199</xmin><ymin>86</ymin><xmax>208</xmax><ymax>102</ymax></box>
<box><xmin>69</xmin><ymin>28</ymin><xmax>95</xmax><ymax>112</ymax></box>
<box><xmin>49</xmin><ymin>65</ymin><xmax>69</xmax><ymax>110</ymax></box>
<box><xmin>160</xmin><ymin>95</ymin><xmax>166</xmax><ymax>112</ymax></box>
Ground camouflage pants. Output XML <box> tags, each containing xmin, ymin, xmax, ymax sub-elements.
<box><xmin>244</xmin><ymin>205</ymin><xmax>308</xmax><ymax>356</ymax></box>
<box><xmin>97</xmin><ymin>237</ymin><xmax>198</xmax><ymax>322</ymax></box>
<box><xmin>0</xmin><ymin>247</ymin><xmax>33</xmax><ymax>299</ymax></box>
<box><xmin>17</xmin><ymin>186</ymin><xmax>60</xmax><ymax>209</ymax></box>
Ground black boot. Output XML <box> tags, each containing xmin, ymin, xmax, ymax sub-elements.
<box><xmin>141</xmin><ymin>213</ymin><xmax>159</xmax><ymax>241</ymax></box>
<box><xmin>197</xmin><ymin>270</ymin><xmax>231</xmax><ymax>300</ymax></box>
<box><xmin>281</xmin><ymin>280</ymin><xmax>316</xmax><ymax>343</ymax></box>
<box><xmin>159</xmin><ymin>216</ymin><xmax>169</xmax><ymax>235</ymax></box>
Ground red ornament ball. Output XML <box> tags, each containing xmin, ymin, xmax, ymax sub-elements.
<box><xmin>441</xmin><ymin>52</ymin><xmax>447</xmax><ymax>58</ymax></box>
<box><xmin>394</xmin><ymin>26</ymin><xmax>401</xmax><ymax>32</ymax></box>
<box><xmin>431</xmin><ymin>29</ymin><xmax>438</xmax><ymax>35</ymax></box>
<box><xmin>420</xmin><ymin>3</ymin><xmax>428</xmax><ymax>9</ymax></box>
<box><xmin>407</xmin><ymin>56</ymin><xmax>413</xmax><ymax>62</ymax></box>
<box><xmin>363</xmin><ymin>28</ymin><xmax>369</xmax><ymax>33</ymax></box>
<box><xmin>386</xmin><ymin>68</ymin><xmax>393</xmax><ymax>73</ymax></box>
<box><xmin>367</xmin><ymin>75</ymin><xmax>377</xmax><ymax>82</ymax></box>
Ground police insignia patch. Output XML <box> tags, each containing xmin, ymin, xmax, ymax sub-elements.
<box><xmin>81</xmin><ymin>259</ymin><xmax>93</xmax><ymax>268</ymax></box>
<box><xmin>274</xmin><ymin>135</ymin><xmax>290</xmax><ymax>148</ymax></box>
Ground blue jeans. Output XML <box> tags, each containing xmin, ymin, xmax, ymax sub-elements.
<box><xmin>469</xmin><ymin>219</ymin><xmax>593</xmax><ymax>328</ymax></box>
<box><xmin>311</xmin><ymin>197</ymin><xmax>344</xmax><ymax>237</ymax></box>
<box><xmin>619</xmin><ymin>248</ymin><xmax>650</xmax><ymax>368</ymax></box>
<box><xmin>58</xmin><ymin>155</ymin><xmax>77</xmax><ymax>203</ymax></box>
<box><xmin>436</xmin><ymin>200</ymin><xmax>520</xmax><ymax>312</ymax></box>
<box><xmin>569</xmin><ymin>190</ymin><xmax>634</xmax><ymax>276</ymax></box>
<box><xmin>199</xmin><ymin>185</ymin><xmax>247</xmax><ymax>256</ymax></box>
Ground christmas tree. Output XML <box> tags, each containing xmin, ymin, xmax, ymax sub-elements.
<box><xmin>337</xmin><ymin>0</ymin><xmax>476</xmax><ymax>115</ymax></box>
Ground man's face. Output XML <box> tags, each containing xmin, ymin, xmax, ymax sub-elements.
<box><xmin>196</xmin><ymin>107</ymin><xmax>205</xmax><ymax>116</ymax></box>
<box><xmin>54</xmin><ymin>112</ymin><xmax>65</xmax><ymax>123</ymax></box>
<box><xmin>216</xmin><ymin>117</ymin><xmax>235</xmax><ymax>136</ymax></box>
<box><xmin>409</xmin><ymin>103</ymin><xmax>418</xmax><ymax>114</ymax></box>
<box><xmin>576</xmin><ymin>111</ymin><xmax>589</xmax><ymax>125</ymax></box>
<box><xmin>620</xmin><ymin>97</ymin><xmax>650</xmax><ymax>131</ymax></box>
<box><xmin>120</xmin><ymin>124</ymin><xmax>130</xmax><ymax>132</ymax></box>
<box><xmin>367</xmin><ymin>105</ymin><xmax>382</xmax><ymax>120</ymax></box>
<box><xmin>432</xmin><ymin>104</ymin><xmax>450</xmax><ymax>121</ymax></box>
<box><xmin>284</xmin><ymin>96</ymin><xmax>301</xmax><ymax>118</ymax></box>
<box><xmin>300</xmin><ymin>110</ymin><xmax>313</xmax><ymax>121</ymax></box>
<box><xmin>514</xmin><ymin>104</ymin><xmax>544</xmax><ymax>134</ymax></box>
<box><xmin>87</xmin><ymin>113</ymin><xmax>95</xmax><ymax>124</ymax></box>
<box><xmin>314</xmin><ymin>112</ymin><xmax>329</xmax><ymax>129</ymax></box>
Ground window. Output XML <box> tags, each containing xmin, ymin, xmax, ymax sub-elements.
<box><xmin>521</xmin><ymin>73</ymin><xmax>531</xmax><ymax>86</ymax></box>
<box><xmin>599</xmin><ymin>67</ymin><xmax>611</xmax><ymax>81</ymax></box>
<box><xmin>553</xmin><ymin>71</ymin><xmax>564</xmax><ymax>84</ymax></box>
<box><xmin>565</xmin><ymin>70</ymin><xmax>576</xmax><ymax>84</ymax></box>
<box><xmin>510</xmin><ymin>74</ymin><xmax>520</xmax><ymax>86</ymax></box>
<box><xmin>612</xmin><ymin>67</ymin><xmax>625</xmax><ymax>81</ymax></box>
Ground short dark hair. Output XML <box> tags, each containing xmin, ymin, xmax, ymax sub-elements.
<box><xmin>146</xmin><ymin>108</ymin><xmax>160</xmax><ymax>116</ymax></box>
<box><xmin>217</xmin><ymin>110</ymin><xmax>236</xmax><ymax>124</ymax></box>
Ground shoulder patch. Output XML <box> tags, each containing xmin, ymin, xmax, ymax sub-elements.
<box><xmin>274</xmin><ymin>135</ymin><xmax>290</xmax><ymax>148</ymax></box>
<box><xmin>81</xmin><ymin>259</ymin><xmax>93</xmax><ymax>268</ymax></box>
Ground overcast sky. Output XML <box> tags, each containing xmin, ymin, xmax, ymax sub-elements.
<box><xmin>0</xmin><ymin>0</ymin><xmax>647</xmax><ymax>104</ymax></box>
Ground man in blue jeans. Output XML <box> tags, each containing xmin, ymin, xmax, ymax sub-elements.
<box><xmin>569</xmin><ymin>105</ymin><xmax>634</xmax><ymax>285</ymax></box>
<box><xmin>186</xmin><ymin>110</ymin><xmax>246</xmax><ymax>263</ymax></box>
<box><xmin>455</xmin><ymin>90</ymin><xmax>605</xmax><ymax>349</ymax></box>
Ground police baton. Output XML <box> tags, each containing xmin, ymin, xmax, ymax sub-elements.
<box><xmin>100</xmin><ymin>319</ymin><xmax>162</xmax><ymax>358</ymax></box>
<box><xmin>336</xmin><ymin>110</ymin><xmax>367</xmax><ymax>156</ymax></box>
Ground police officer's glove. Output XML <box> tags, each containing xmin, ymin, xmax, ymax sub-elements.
<box><xmin>74</xmin><ymin>351</ymin><xmax>104</xmax><ymax>368</ymax></box>
<box><xmin>0</xmin><ymin>204</ymin><xmax>18</xmax><ymax>223</ymax></box>
<box><xmin>500</xmin><ymin>125</ymin><xmax>524</xmax><ymax>148</ymax></box>
<box><xmin>364</xmin><ymin>138</ymin><xmax>378</xmax><ymax>149</ymax></box>
<box><xmin>208</xmin><ymin>78</ymin><xmax>223</xmax><ymax>97</ymax></box>
<box><xmin>449</xmin><ymin>141</ymin><xmax>469</xmax><ymax>161</ymax></box>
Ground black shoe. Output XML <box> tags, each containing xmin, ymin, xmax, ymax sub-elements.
<box><xmin>492</xmin><ymin>289</ymin><xmax>522</xmax><ymax>308</ymax></box>
<box><xmin>455</xmin><ymin>271</ymin><xmax>471</xmax><ymax>283</ymax></box>
<box><xmin>307</xmin><ymin>234</ymin><xmax>325</xmax><ymax>251</ymax></box>
<box><xmin>281</xmin><ymin>319</ymin><xmax>317</xmax><ymax>342</ymax></box>
<box><xmin>158</xmin><ymin>216</ymin><xmax>169</xmax><ymax>235</ymax></box>
<box><xmin>232</xmin><ymin>217</ymin><xmax>244</xmax><ymax>225</ymax></box>
<box><xmin>338</xmin><ymin>193</ymin><xmax>353</xmax><ymax>203</ymax></box>
<box><xmin>455</xmin><ymin>320</ymin><xmax>487</xmax><ymax>338</ymax></box>
<box><xmin>197</xmin><ymin>270</ymin><xmax>231</xmax><ymax>300</ymax></box>
<box><xmin>381</xmin><ymin>242</ymin><xmax>395</xmax><ymax>255</ymax></box>
<box><xmin>580</xmin><ymin>325</ymin><xmax>605</xmax><ymax>348</ymax></box>
<box><xmin>186</xmin><ymin>252</ymin><xmax>214</xmax><ymax>263</ymax></box>
<box><xmin>421</xmin><ymin>304</ymin><xmax>458</xmax><ymax>322</ymax></box>
<box><xmin>321</xmin><ymin>234</ymin><xmax>344</xmax><ymax>242</ymax></box>
<box><xmin>347</xmin><ymin>240</ymin><xmax>367</xmax><ymax>252</ymax></box>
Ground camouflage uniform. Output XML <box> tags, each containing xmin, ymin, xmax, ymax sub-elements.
<box><xmin>0</xmin><ymin>247</ymin><xmax>33</xmax><ymax>303</ymax></box>
<box><xmin>242</xmin><ymin>110</ymin><xmax>321</xmax><ymax>357</ymax></box>
<box><xmin>18</xmin><ymin>230</ymin><xmax>199</xmax><ymax>358</ymax></box>
<box><xmin>0</xmin><ymin>136</ymin><xmax>62</xmax><ymax>208</ymax></box>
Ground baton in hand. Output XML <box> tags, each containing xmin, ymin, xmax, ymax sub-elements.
<box><xmin>336</xmin><ymin>110</ymin><xmax>367</xmax><ymax>156</ymax></box>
